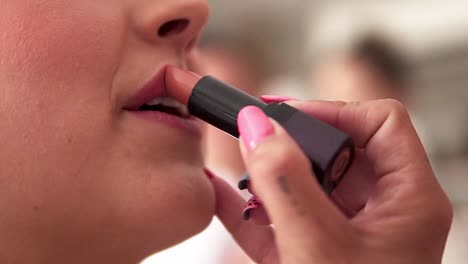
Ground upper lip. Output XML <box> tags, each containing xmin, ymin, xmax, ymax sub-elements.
<box><xmin>124</xmin><ymin>65</ymin><xmax>169</xmax><ymax>111</ymax></box>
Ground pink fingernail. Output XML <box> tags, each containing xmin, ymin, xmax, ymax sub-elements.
<box><xmin>260</xmin><ymin>95</ymin><xmax>297</xmax><ymax>104</ymax></box>
<box><xmin>242</xmin><ymin>196</ymin><xmax>262</xmax><ymax>220</ymax></box>
<box><xmin>242</xmin><ymin>196</ymin><xmax>270</xmax><ymax>225</ymax></box>
<box><xmin>238</xmin><ymin>106</ymin><xmax>274</xmax><ymax>152</ymax></box>
<box><xmin>204</xmin><ymin>168</ymin><xmax>215</xmax><ymax>179</ymax></box>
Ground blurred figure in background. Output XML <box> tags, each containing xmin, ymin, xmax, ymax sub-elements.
<box><xmin>310</xmin><ymin>34</ymin><xmax>435</xmax><ymax>156</ymax></box>
<box><xmin>311</xmin><ymin>35</ymin><xmax>408</xmax><ymax>102</ymax></box>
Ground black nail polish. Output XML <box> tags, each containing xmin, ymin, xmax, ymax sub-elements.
<box><xmin>238</xmin><ymin>173</ymin><xmax>250</xmax><ymax>190</ymax></box>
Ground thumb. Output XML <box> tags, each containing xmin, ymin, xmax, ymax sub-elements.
<box><xmin>238</xmin><ymin>106</ymin><xmax>353</xmax><ymax>260</ymax></box>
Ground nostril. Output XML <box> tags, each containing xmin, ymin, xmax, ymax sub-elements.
<box><xmin>158</xmin><ymin>19</ymin><xmax>190</xmax><ymax>37</ymax></box>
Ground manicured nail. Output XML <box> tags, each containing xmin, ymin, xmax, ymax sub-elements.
<box><xmin>260</xmin><ymin>95</ymin><xmax>297</xmax><ymax>104</ymax></box>
<box><xmin>204</xmin><ymin>168</ymin><xmax>215</xmax><ymax>179</ymax></box>
<box><xmin>238</xmin><ymin>174</ymin><xmax>256</xmax><ymax>195</ymax></box>
<box><xmin>238</xmin><ymin>106</ymin><xmax>274</xmax><ymax>152</ymax></box>
<box><xmin>242</xmin><ymin>196</ymin><xmax>262</xmax><ymax>220</ymax></box>
<box><xmin>238</xmin><ymin>174</ymin><xmax>250</xmax><ymax>190</ymax></box>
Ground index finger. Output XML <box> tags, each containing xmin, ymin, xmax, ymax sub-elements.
<box><xmin>287</xmin><ymin>99</ymin><xmax>431</xmax><ymax>178</ymax></box>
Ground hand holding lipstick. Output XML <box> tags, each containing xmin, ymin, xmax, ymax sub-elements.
<box><xmin>209</xmin><ymin>99</ymin><xmax>452</xmax><ymax>264</ymax></box>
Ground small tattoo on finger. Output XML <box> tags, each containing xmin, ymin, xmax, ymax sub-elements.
<box><xmin>278</xmin><ymin>175</ymin><xmax>291</xmax><ymax>194</ymax></box>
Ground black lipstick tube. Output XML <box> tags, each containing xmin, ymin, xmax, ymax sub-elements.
<box><xmin>189</xmin><ymin>76</ymin><xmax>354</xmax><ymax>193</ymax></box>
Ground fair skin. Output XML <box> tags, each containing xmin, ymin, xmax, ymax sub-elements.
<box><xmin>0</xmin><ymin>1</ymin><xmax>452</xmax><ymax>263</ymax></box>
<box><xmin>212</xmin><ymin>99</ymin><xmax>453</xmax><ymax>264</ymax></box>
<box><xmin>0</xmin><ymin>0</ymin><xmax>213</xmax><ymax>263</ymax></box>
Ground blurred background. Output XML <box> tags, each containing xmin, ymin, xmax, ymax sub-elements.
<box><xmin>145</xmin><ymin>1</ymin><xmax>468</xmax><ymax>263</ymax></box>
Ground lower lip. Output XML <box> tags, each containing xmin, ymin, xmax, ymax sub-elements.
<box><xmin>127</xmin><ymin>111</ymin><xmax>202</xmax><ymax>137</ymax></box>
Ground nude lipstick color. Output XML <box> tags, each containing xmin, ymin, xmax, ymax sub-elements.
<box><xmin>166</xmin><ymin>66</ymin><xmax>354</xmax><ymax>193</ymax></box>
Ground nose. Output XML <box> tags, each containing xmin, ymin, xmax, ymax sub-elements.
<box><xmin>133</xmin><ymin>0</ymin><xmax>209</xmax><ymax>51</ymax></box>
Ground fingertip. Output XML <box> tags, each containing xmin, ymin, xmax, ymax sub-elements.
<box><xmin>204</xmin><ymin>168</ymin><xmax>215</xmax><ymax>180</ymax></box>
<box><xmin>238</xmin><ymin>106</ymin><xmax>275</xmax><ymax>152</ymax></box>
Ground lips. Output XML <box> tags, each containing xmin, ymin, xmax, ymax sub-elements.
<box><xmin>124</xmin><ymin>65</ymin><xmax>192</xmax><ymax>117</ymax></box>
<box><xmin>125</xmin><ymin>66</ymin><xmax>167</xmax><ymax>110</ymax></box>
<box><xmin>123</xmin><ymin>65</ymin><xmax>200</xmax><ymax>136</ymax></box>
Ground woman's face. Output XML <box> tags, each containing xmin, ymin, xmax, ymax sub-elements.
<box><xmin>0</xmin><ymin>0</ymin><xmax>212</xmax><ymax>261</ymax></box>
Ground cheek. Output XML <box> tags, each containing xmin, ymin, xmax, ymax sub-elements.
<box><xmin>0</xmin><ymin>1</ymin><xmax>126</xmax><ymax>180</ymax></box>
<box><xmin>0</xmin><ymin>1</ymin><xmax>124</xmax><ymax>85</ymax></box>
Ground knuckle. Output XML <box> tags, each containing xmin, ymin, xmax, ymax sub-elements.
<box><xmin>436</xmin><ymin>197</ymin><xmax>454</xmax><ymax>231</ymax></box>
<box><xmin>348</xmin><ymin>101</ymin><xmax>361</xmax><ymax>108</ymax></box>
<box><xmin>422</xmin><ymin>193</ymin><xmax>454</xmax><ymax>235</ymax></box>
<box><xmin>375</xmin><ymin>99</ymin><xmax>412</xmax><ymax>130</ymax></box>
<box><xmin>382</xmin><ymin>99</ymin><xmax>410</xmax><ymax>119</ymax></box>
<box><xmin>332</xmin><ymin>100</ymin><xmax>348</xmax><ymax>106</ymax></box>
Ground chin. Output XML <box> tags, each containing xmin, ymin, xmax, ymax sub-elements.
<box><xmin>154</xmin><ymin>166</ymin><xmax>216</xmax><ymax>251</ymax></box>
<box><xmin>108</xmin><ymin>164</ymin><xmax>216</xmax><ymax>260</ymax></box>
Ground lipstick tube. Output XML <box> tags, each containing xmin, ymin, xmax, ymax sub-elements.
<box><xmin>189</xmin><ymin>76</ymin><xmax>354</xmax><ymax>194</ymax></box>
